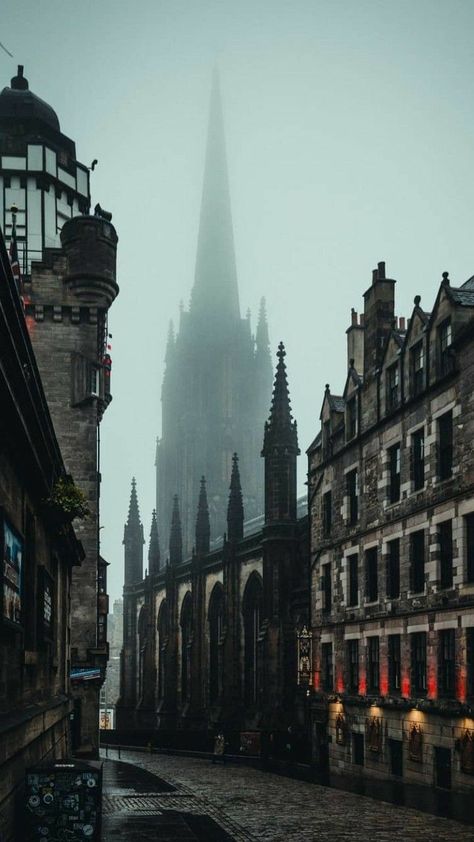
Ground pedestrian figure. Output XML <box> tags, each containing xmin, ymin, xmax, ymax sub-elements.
<box><xmin>212</xmin><ymin>732</ymin><xmax>226</xmax><ymax>764</ymax></box>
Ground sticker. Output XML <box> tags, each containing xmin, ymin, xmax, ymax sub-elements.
<box><xmin>28</xmin><ymin>795</ymin><xmax>40</xmax><ymax>808</ymax></box>
<box><xmin>43</xmin><ymin>793</ymin><xmax>54</xmax><ymax>806</ymax></box>
<box><xmin>86</xmin><ymin>778</ymin><xmax>96</xmax><ymax>788</ymax></box>
<box><xmin>83</xmin><ymin>825</ymin><xmax>94</xmax><ymax>837</ymax></box>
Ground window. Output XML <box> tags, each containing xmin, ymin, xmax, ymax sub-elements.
<box><xmin>157</xmin><ymin>601</ymin><xmax>169</xmax><ymax>701</ymax></box>
<box><xmin>321</xmin><ymin>642</ymin><xmax>333</xmax><ymax>692</ymax></box>
<box><xmin>466</xmin><ymin>514</ymin><xmax>474</xmax><ymax>583</ymax></box>
<box><xmin>243</xmin><ymin>575</ymin><xmax>262</xmax><ymax>705</ymax></box>
<box><xmin>467</xmin><ymin>628</ymin><xmax>474</xmax><ymax>698</ymax></box>
<box><xmin>388</xmin><ymin>635</ymin><xmax>401</xmax><ymax>693</ymax></box>
<box><xmin>386</xmin><ymin>539</ymin><xmax>400</xmax><ymax>599</ymax></box>
<box><xmin>89</xmin><ymin>364</ymin><xmax>101</xmax><ymax>397</ymax></box>
<box><xmin>322</xmin><ymin>563</ymin><xmax>332</xmax><ymax>613</ymax></box>
<box><xmin>367</xmin><ymin>637</ymin><xmax>380</xmax><ymax>693</ymax></box>
<box><xmin>388</xmin><ymin>443</ymin><xmax>401</xmax><ymax>504</ymax></box>
<box><xmin>438</xmin><ymin>319</ymin><xmax>453</xmax><ymax>376</ymax></box>
<box><xmin>346</xmin><ymin>397</ymin><xmax>357</xmax><ymax>440</ymax></box>
<box><xmin>410</xmin><ymin>530</ymin><xmax>425</xmax><ymax>593</ymax></box>
<box><xmin>411</xmin><ymin>632</ymin><xmax>427</xmax><ymax>695</ymax></box>
<box><xmin>412</xmin><ymin>428</ymin><xmax>425</xmax><ymax>491</ymax></box>
<box><xmin>386</xmin><ymin>363</ymin><xmax>399</xmax><ymax>412</ymax></box>
<box><xmin>438</xmin><ymin>629</ymin><xmax>455</xmax><ymax>698</ymax></box>
<box><xmin>322</xmin><ymin>491</ymin><xmax>332</xmax><ymax>537</ymax></box>
<box><xmin>347</xmin><ymin>639</ymin><xmax>359</xmax><ymax>693</ymax></box>
<box><xmin>348</xmin><ymin>555</ymin><xmax>359</xmax><ymax>607</ymax></box>
<box><xmin>438</xmin><ymin>411</ymin><xmax>453</xmax><ymax>480</ymax></box>
<box><xmin>365</xmin><ymin>547</ymin><xmax>378</xmax><ymax>603</ymax></box>
<box><xmin>347</xmin><ymin>469</ymin><xmax>358</xmax><ymax>525</ymax></box>
<box><xmin>439</xmin><ymin>520</ymin><xmax>453</xmax><ymax>590</ymax></box>
<box><xmin>209</xmin><ymin>585</ymin><xmax>224</xmax><ymax>704</ymax></box>
<box><xmin>411</xmin><ymin>341</ymin><xmax>424</xmax><ymax>396</ymax></box>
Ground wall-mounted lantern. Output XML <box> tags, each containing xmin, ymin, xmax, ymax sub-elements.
<box><xmin>297</xmin><ymin>625</ymin><xmax>312</xmax><ymax>687</ymax></box>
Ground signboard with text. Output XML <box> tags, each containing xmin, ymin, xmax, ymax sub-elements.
<box><xmin>24</xmin><ymin>760</ymin><xmax>102</xmax><ymax>841</ymax></box>
<box><xmin>2</xmin><ymin>513</ymin><xmax>23</xmax><ymax>628</ymax></box>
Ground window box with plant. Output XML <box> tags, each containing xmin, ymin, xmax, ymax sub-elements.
<box><xmin>44</xmin><ymin>476</ymin><xmax>90</xmax><ymax>526</ymax></box>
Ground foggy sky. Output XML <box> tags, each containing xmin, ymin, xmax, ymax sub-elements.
<box><xmin>3</xmin><ymin>0</ymin><xmax>474</xmax><ymax>604</ymax></box>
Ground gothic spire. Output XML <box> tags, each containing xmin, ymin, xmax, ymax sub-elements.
<box><xmin>195</xmin><ymin>476</ymin><xmax>210</xmax><ymax>555</ymax></box>
<box><xmin>256</xmin><ymin>297</ymin><xmax>270</xmax><ymax>354</ymax></box>
<box><xmin>262</xmin><ymin>342</ymin><xmax>299</xmax><ymax>454</ymax></box>
<box><xmin>164</xmin><ymin>320</ymin><xmax>175</xmax><ymax>364</ymax></box>
<box><xmin>190</xmin><ymin>69</ymin><xmax>240</xmax><ymax>324</ymax></box>
<box><xmin>126</xmin><ymin>477</ymin><xmax>141</xmax><ymax>526</ymax></box>
<box><xmin>148</xmin><ymin>509</ymin><xmax>161</xmax><ymax>574</ymax></box>
<box><xmin>227</xmin><ymin>452</ymin><xmax>244</xmax><ymax>543</ymax></box>
<box><xmin>123</xmin><ymin>477</ymin><xmax>145</xmax><ymax>585</ymax></box>
<box><xmin>169</xmin><ymin>494</ymin><xmax>183</xmax><ymax>565</ymax></box>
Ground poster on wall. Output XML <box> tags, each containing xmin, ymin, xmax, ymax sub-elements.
<box><xmin>2</xmin><ymin>514</ymin><xmax>23</xmax><ymax>628</ymax></box>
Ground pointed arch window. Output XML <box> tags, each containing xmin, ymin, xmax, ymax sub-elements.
<box><xmin>209</xmin><ymin>584</ymin><xmax>224</xmax><ymax>704</ymax></box>
<box><xmin>243</xmin><ymin>574</ymin><xmax>263</xmax><ymax>705</ymax></box>
<box><xmin>157</xmin><ymin>601</ymin><xmax>169</xmax><ymax>702</ymax></box>
<box><xmin>180</xmin><ymin>593</ymin><xmax>193</xmax><ymax>704</ymax></box>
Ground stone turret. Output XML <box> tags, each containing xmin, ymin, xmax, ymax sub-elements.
<box><xmin>227</xmin><ymin>453</ymin><xmax>244</xmax><ymax>543</ymax></box>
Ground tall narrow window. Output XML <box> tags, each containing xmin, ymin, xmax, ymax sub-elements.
<box><xmin>388</xmin><ymin>635</ymin><xmax>401</xmax><ymax>693</ymax></box>
<box><xmin>466</xmin><ymin>514</ymin><xmax>474</xmax><ymax>583</ymax></box>
<box><xmin>439</xmin><ymin>520</ymin><xmax>453</xmax><ymax>590</ymax></box>
<box><xmin>411</xmin><ymin>341</ymin><xmax>424</xmax><ymax>396</ymax></box>
<box><xmin>243</xmin><ymin>575</ymin><xmax>263</xmax><ymax>705</ymax></box>
<box><xmin>438</xmin><ymin>319</ymin><xmax>453</xmax><ymax>376</ymax></box>
<box><xmin>386</xmin><ymin>363</ymin><xmax>399</xmax><ymax>412</ymax></box>
<box><xmin>321</xmin><ymin>642</ymin><xmax>333</xmax><ymax>692</ymax></box>
<box><xmin>386</xmin><ymin>539</ymin><xmax>400</xmax><ymax>599</ymax></box>
<box><xmin>438</xmin><ymin>411</ymin><xmax>453</xmax><ymax>480</ymax></box>
<box><xmin>348</xmin><ymin>555</ymin><xmax>359</xmax><ymax>607</ymax></box>
<box><xmin>347</xmin><ymin>469</ymin><xmax>358</xmax><ymax>525</ymax></box>
<box><xmin>346</xmin><ymin>396</ymin><xmax>357</xmax><ymax>440</ymax></box>
<box><xmin>388</xmin><ymin>443</ymin><xmax>401</xmax><ymax>503</ymax></box>
<box><xmin>410</xmin><ymin>530</ymin><xmax>425</xmax><ymax>593</ymax></box>
<box><xmin>438</xmin><ymin>629</ymin><xmax>455</xmax><ymax>698</ymax></box>
<box><xmin>322</xmin><ymin>491</ymin><xmax>332</xmax><ymax>537</ymax></box>
<box><xmin>367</xmin><ymin>637</ymin><xmax>380</xmax><ymax>693</ymax></box>
<box><xmin>347</xmin><ymin>639</ymin><xmax>359</xmax><ymax>693</ymax></box>
<box><xmin>365</xmin><ymin>547</ymin><xmax>378</xmax><ymax>602</ymax></box>
<box><xmin>209</xmin><ymin>585</ymin><xmax>224</xmax><ymax>704</ymax></box>
<box><xmin>322</xmin><ymin>563</ymin><xmax>332</xmax><ymax>613</ymax></box>
<box><xmin>180</xmin><ymin>593</ymin><xmax>192</xmax><ymax>704</ymax></box>
<box><xmin>412</xmin><ymin>428</ymin><xmax>425</xmax><ymax>491</ymax></box>
<box><xmin>411</xmin><ymin>632</ymin><xmax>427</xmax><ymax>695</ymax></box>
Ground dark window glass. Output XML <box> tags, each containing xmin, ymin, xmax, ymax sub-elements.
<box><xmin>439</xmin><ymin>520</ymin><xmax>453</xmax><ymax>590</ymax></box>
<box><xmin>411</xmin><ymin>341</ymin><xmax>424</xmax><ymax>396</ymax></box>
<box><xmin>367</xmin><ymin>637</ymin><xmax>380</xmax><ymax>693</ymax></box>
<box><xmin>322</xmin><ymin>563</ymin><xmax>332</xmax><ymax>613</ymax></box>
<box><xmin>322</xmin><ymin>491</ymin><xmax>332</xmax><ymax>537</ymax></box>
<box><xmin>410</xmin><ymin>530</ymin><xmax>425</xmax><ymax>593</ymax></box>
<box><xmin>386</xmin><ymin>363</ymin><xmax>399</xmax><ymax>412</ymax></box>
<box><xmin>386</xmin><ymin>539</ymin><xmax>400</xmax><ymax>599</ymax></box>
<box><xmin>180</xmin><ymin>597</ymin><xmax>192</xmax><ymax>703</ymax></box>
<box><xmin>467</xmin><ymin>628</ymin><xmax>474</xmax><ymax>698</ymax></box>
<box><xmin>411</xmin><ymin>632</ymin><xmax>427</xmax><ymax>694</ymax></box>
<box><xmin>438</xmin><ymin>319</ymin><xmax>453</xmax><ymax>376</ymax></box>
<box><xmin>348</xmin><ymin>555</ymin><xmax>359</xmax><ymax>607</ymax></box>
<box><xmin>388</xmin><ymin>635</ymin><xmax>401</xmax><ymax>693</ymax></box>
<box><xmin>321</xmin><ymin>642</ymin><xmax>333</xmax><ymax>692</ymax></box>
<box><xmin>209</xmin><ymin>587</ymin><xmax>224</xmax><ymax>704</ymax></box>
<box><xmin>365</xmin><ymin>547</ymin><xmax>378</xmax><ymax>602</ymax></box>
<box><xmin>388</xmin><ymin>443</ymin><xmax>401</xmax><ymax>503</ymax></box>
<box><xmin>438</xmin><ymin>411</ymin><xmax>453</xmax><ymax>480</ymax></box>
<box><xmin>466</xmin><ymin>514</ymin><xmax>474</xmax><ymax>583</ymax></box>
<box><xmin>346</xmin><ymin>397</ymin><xmax>357</xmax><ymax>440</ymax></box>
<box><xmin>347</xmin><ymin>639</ymin><xmax>359</xmax><ymax>693</ymax></box>
<box><xmin>243</xmin><ymin>577</ymin><xmax>262</xmax><ymax>705</ymax></box>
<box><xmin>347</xmin><ymin>469</ymin><xmax>358</xmax><ymax>525</ymax></box>
<box><xmin>438</xmin><ymin>629</ymin><xmax>455</xmax><ymax>698</ymax></box>
<box><xmin>412</xmin><ymin>428</ymin><xmax>425</xmax><ymax>491</ymax></box>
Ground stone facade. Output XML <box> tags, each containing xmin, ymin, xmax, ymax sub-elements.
<box><xmin>308</xmin><ymin>262</ymin><xmax>474</xmax><ymax>794</ymax></box>
<box><xmin>0</xmin><ymin>231</ymin><xmax>82</xmax><ymax>841</ymax></box>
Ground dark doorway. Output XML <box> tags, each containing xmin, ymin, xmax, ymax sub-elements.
<box><xmin>389</xmin><ymin>738</ymin><xmax>403</xmax><ymax>777</ymax></box>
<box><xmin>435</xmin><ymin>747</ymin><xmax>451</xmax><ymax>790</ymax></box>
<box><xmin>352</xmin><ymin>732</ymin><xmax>364</xmax><ymax>766</ymax></box>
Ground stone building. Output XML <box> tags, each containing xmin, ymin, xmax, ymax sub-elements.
<box><xmin>308</xmin><ymin>261</ymin><xmax>474</xmax><ymax>795</ymax></box>
<box><xmin>0</xmin><ymin>66</ymin><xmax>119</xmax><ymax>757</ymax></box>
<box><xmin>117</xmin><ymin>344</ymin><xmax>309</xmax><ymax>744</ymax></box>
<box><xmin>0</xmin><ymin>229</ymin><xmax>83</xmax><ymax>840</ymax></box>
<box><xmin>156</xmin><ymin>72</ymin><xmax>273</xmax><ymax>557</ymax></box>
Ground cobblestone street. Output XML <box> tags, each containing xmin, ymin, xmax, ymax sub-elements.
<box><xmin>101</xmin><ymin>749</ymin><xmax>474</xmax><ymax>841</ymax></box>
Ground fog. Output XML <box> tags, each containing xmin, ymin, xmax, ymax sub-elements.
<box><xmin>4</xmin><ymin>0</ymin><xmax>474</xmax><ymax>604</ymax></box>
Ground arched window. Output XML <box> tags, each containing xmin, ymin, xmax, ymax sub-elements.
<box><xmin>157</xmin><ymin>600</ymin><xmax>169</xmax><ymax>701</ymax></box>
<box><xmin>137</xmin><ymin>605</ymin><xmax>148</xmax><ymax>702</ymax></box>
<box><xmin>180</xmin><ymin>592</ymin><xmax>193</xmax><ymax>704</ymax></box>
<box><xmin>243</xmin><ymin>574</ymin><xmax>263</xmax><ymax>705</ymax></box>
<box><xmin>208</xmin><ymin>584</ymin><xmax>224</xmax><ymax>704</ymax></box>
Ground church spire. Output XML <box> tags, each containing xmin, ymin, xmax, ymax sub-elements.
<box><xmin>190</xmin><ymin>69</ymin><xmax>240</xmax><ymax>323</ymax></box>
<box><xmin>148</xmin><ymin>509</ymin><xmax>161</xmax><ymax>574</ymax></box>
<box><xmin>227</xmin><ymin>452</ymin><xmax>244</xmax><ymax>543</ymax></box>
<box><xmin>256</xmin><ymin>297</ymin><xmax>270</xmax><ymax>354</ymax></box>
<box><xmin>262</xmin><ymin>342</ymin><xmax>299</xmax><ymax>453</ymax></box>
<box><xmin>123</xmin><ymin>477</ymin><xmax>145</xmax><ymax>585</ymax></box>
<box><xmin>164</xmin><ymin>320</ymin><xmax>175</xmax><ymax>364</ymax></box>
<box><xmin>195</xmin><ymin>476</ymin><xmax>210</xmax><ymax>555</ymax></box>
<box><xmin>169</xmin><ymin>494</ymin><xmax>183</xmax><ymax>565</ymax></box>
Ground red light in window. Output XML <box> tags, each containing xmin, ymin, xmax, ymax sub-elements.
<box><xmin>427</xmin><ymin>675</ymin><xmax>437</xmax><ymax>700</ymax></box>
<box><xmin>457</xmin><ymin>669</ymin><xmax>467</xmax><ymax>703</ymax></box>
<box><xmin>336</xmin><ymin>675</ymin><xmax>345</xmax><ymax>694</ymax></box>
<box><xmin>380</xmin><ymin>673</ymin><xmax>389</xmax><ymax>697</ymax></box>
<box><xmin>401</xmin><ymin>676</ymin><xmax>410</xmax><ymax>698</ymax></box>
<box><xmin>358</xmin><ymin>671</ymin><xmax>367</xmax><ymax>695</ymax></box>
<box><xmin>25</xmin><ymin>315</ymin><xmax>35</xmax><ymax>336</ymax></box>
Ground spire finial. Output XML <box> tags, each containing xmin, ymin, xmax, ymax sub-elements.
<box><xmin>169</xmin><ymin>494</ymin><xmax>183</xmax><ymax>565</ymax></box>
<box><xmin>148</xmin><ymin>508</ymin><xmax>161</xmax><ymax>574</ymax></box>
<box><xmin>127</xmin><ymin>477</ymin><xmax>141</xmax><ymax>525</ymax></box>
<box><xmin>262</xmin><ymin>343</ymin><xmax>299</xmax><ymax>455</ymax></box>
<box><xmin>195</xmin><ymin>476</ymin><xmax>211</xmax><ymax>555</ymax></box>
<box><xmin>227</xmin><ymin>453</ymin><xmax>244</xmax><ymax>543</ymax></box>
<box><xmin>11</xmin><ymin>65</ymin><xmax>28</xmax><ymax>91</ymax></box>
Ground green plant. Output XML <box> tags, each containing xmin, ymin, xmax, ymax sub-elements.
<box><xmin>45</xmin><ymin>476</ymin><xmax>90</xmax><ymax>522</ymax></box>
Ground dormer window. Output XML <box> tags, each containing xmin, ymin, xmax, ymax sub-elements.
<box><xmin>438</xmin><ymin>319</ymin><xmax>453</xmax><ymax>376</ymax></box>
<box><xmin>411</xmin><ymin>341</ymin><xmax>424</xmax><ymax>396</ymax></box>
<box><xmin>386</xmin><ymin>363</ymin><xmax>399</xmax><ymax>412</ymax></box>
<box><xmin>346</xmin><ymin>396</ymin><xmax>357</xmax><ymax>440</ymax></box>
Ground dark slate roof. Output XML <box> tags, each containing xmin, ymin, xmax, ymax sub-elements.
<box><xmin>461</xmin><ymin>276</ymin><xmax>474</xmax><ymax>290</ymax></box>
<box><xmin>328</xmin><ymin>395</ymin><xmax>345</xmax><ymax>413</ymax></box>
<box><xmin>450</xmin><ymin>288</ymin><xmax>474</xmax><ymax>306</ymax></box>
<box><xmin>306</xmin><ymin>430</ymin><xmax>321</xmax><ymax>454</ymax></box>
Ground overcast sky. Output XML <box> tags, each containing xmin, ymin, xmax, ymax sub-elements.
<box><xmin>3</xmin><ymin>0</ymin><xmax>474</xmax><ymax>604</ymax></box>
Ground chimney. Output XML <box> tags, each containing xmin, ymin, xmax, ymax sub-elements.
<box><xmin>363</xmin><ymin>260</ymin><xmax>396</xmax><ymax>378</ymax></box>
<box><xmin>346</xmin><ymin>308</ymin><xmax>365</xmax><ymax>374</ymax></box>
